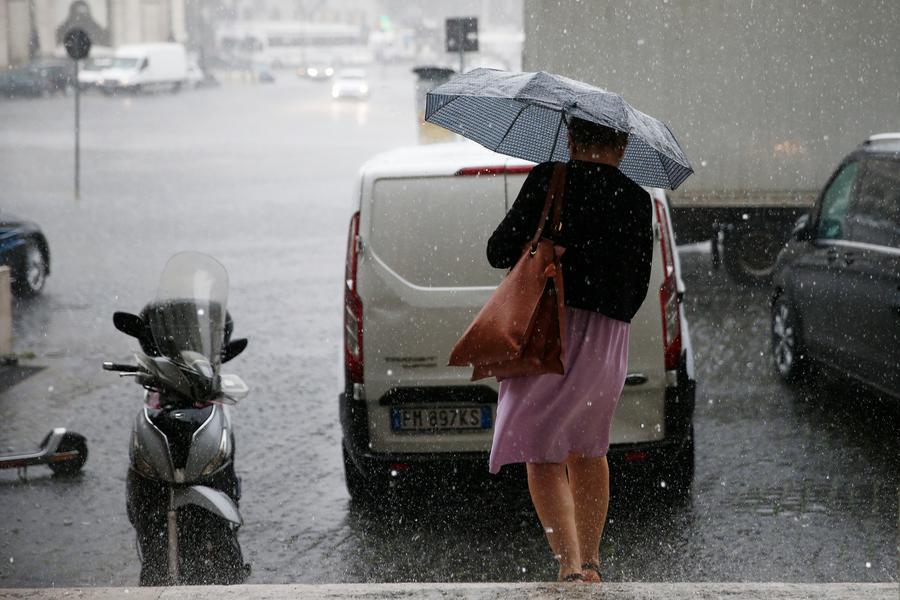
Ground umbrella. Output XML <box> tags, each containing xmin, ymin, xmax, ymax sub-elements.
<box><xmin>425</xmin><ymin>68</ymin><xmax>693</xmax><ymax>190</ymax></box>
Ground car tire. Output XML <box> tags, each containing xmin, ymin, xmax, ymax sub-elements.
<box><xmin>771</xmin><ymin>293</ymin><xmax>808</xmax><ymax>384</ymax></box>
<box><xmin>13</xmin><ymin>240</ymin><xmax>48</xmax><ymax>298</ymax></box>
<box><xmin>661</xmin><ymin>427</ymin><xmax>694</xmax><ymax>501</ymax></box>
<box><xmin>723</xmin><ymin>224</ymin><xmax>782</xmax><ymax>286</ymax></box>
<box><xmin>342</xmin><ymin>445</ymin><xmax>385</xmax><ymax>505</ymax></box>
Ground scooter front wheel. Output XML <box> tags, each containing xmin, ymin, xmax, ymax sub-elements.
<box><xmin>48</xmin><ymin>432</ymin><xmax>88</xmax><ymax>475</ymax></box>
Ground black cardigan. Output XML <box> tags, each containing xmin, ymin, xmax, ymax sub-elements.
<box><xmin>486</xmin><ymin>160</ymin><xmax>653</xmax><ymax>323</ymax></box>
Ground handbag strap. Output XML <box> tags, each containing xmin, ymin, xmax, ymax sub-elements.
<box><xmin>529</xmin><ymin>163</ymin><xmax>567</xmax><ymax>250</ymax></box>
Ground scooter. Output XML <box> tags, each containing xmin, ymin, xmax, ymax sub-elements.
<box><xmin>0</xmin><ymin>428</ymin><xmax>87</xmax><ymax>478</ymax></box>
<box><xmin>104</xmin><ymin>252</ymin><xmax>250</xmax><ymax>586</ymax></box>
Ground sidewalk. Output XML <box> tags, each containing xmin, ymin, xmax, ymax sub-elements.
<box><xmin>1</xmin><ymin>583</ymin><xmax>896</xmax><ymax>600</ymax></box>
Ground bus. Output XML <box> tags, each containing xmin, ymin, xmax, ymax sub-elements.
<box><xmin>216</xmin><ymin>21</ymin><xmax>371</xmax><ymax>69</ymax></box>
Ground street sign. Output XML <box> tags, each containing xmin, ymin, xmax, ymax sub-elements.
<box><xmin>63</xmin><ymin>28</ymin><xmax>90</xmax><ymax>201</ymax></box>
<box><xmin>63</xmin><ymin>28</ymin><xmax>91</xmax><ymax>60</ymax></box>
<box><xmin>445</xmin><ymin>17</ymin><xmax>478</xmax><ymax>53</ymax></box>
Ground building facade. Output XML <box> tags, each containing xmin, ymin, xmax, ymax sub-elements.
<box><xmin>1</xmin><ymin>0</ymin><xmax>187</xmax><ymax>67</ymax></box>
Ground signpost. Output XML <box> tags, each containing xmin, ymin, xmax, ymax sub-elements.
<box><xmin>445</xmin><ymin>17</ymin><xmax>478</xmax><ymax>75</ymax></box>
<box><xmin>63</xmin><ymin>28</ymin><xmax>91</xmax><ymax>201</ymax></box>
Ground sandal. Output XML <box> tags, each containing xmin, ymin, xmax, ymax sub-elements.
<box><xmin>582</xmin><ymin>562</ymin><xmax>601</xmax><ymax>581</ymax></box>
<box><xmin>561</xmin><ymin>572</ymin><xmax>585</xmax><ymax>582</ymax></box>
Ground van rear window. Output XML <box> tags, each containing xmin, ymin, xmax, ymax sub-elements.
<box><xmin>369</xmin><ymin>176</ymin><xmax>508</xmax><ymax>288</ymax></box>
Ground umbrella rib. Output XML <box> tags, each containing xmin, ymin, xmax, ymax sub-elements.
<box><xmin>548</xmin><ymin>112</ymin><xmax>564</xmax><ymax>160</ymax></box>
<box><xmin>495</xmin><ymin>102</ymin><xmax>530</xmax><ymax>150</ymax></box>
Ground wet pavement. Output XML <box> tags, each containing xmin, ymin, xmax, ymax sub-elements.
<box><xmin>0</xmin><ymin>67</ymin><xmax>897</xmax><ymax>587</ymax></box>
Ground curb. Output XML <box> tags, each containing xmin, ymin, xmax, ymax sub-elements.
<box><xmin>0</xmin><ymin>583</ymin><xmax>896</xmax><ymax>600</ymax></box>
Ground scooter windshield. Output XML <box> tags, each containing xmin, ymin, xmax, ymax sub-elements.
<box><xmin>147</xmin><ymin>252</ymin><xmax>229</xmax><ymax>364</ymax></box>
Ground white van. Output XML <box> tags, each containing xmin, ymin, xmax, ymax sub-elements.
<box><xmin>99</xmin><ymin>43</ymin><xmax>188</xmax><ymax>94</ymax></box>
<box><xmin>340</xmin><ymin>142</ymin><xmax>696</xmax><ymax>501</ymax></box>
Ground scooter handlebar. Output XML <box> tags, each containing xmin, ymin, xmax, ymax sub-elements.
<box><xmin>102</xmin><ymin>362</ymin><xmax>140</xmax><ymax>373</ymax></box>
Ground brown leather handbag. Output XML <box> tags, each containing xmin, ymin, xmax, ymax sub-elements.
<box><xmin>448</xmin><ymin>163</ymin><xmax>568</xmax><ymax>382</ymax></box>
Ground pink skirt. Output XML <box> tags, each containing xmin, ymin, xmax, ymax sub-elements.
<box><xmin>488</xmin><ymin>306</ymin><xmax>630</xmax><ymax>474</ymax></box>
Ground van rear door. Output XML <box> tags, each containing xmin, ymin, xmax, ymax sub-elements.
<box><xmin>504</xmin><ymin>170</ymin><xmax>667</xmax><ymax>446</ymax></box>
<box><xmin>358</xmin><ymin>169</ymin><xmax>508</xmax><ymax>454</ymax></box>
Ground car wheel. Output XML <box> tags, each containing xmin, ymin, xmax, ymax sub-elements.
<box><xmin>723</xmin><ymin>224</ymin><xmax>782</xmax><ymax>286</ymax></box>
<box><xmin>660</xmin><ymin>428</ymin><xmax>694</xmax><ymax>502</ymax></box>
<box><xmin>13</xmin><ymin>240</ymin><xmax>48</xmax><ymax>297</ymax></box>
<box><xmin>342</xmin><ymin>445</ymin><xmax>385</xmax><ymax>505</ymax></box>
<box><xmin>771</xmin><ymin>293</ymin><xmax>808</xmax><ymax>383</ymax></box>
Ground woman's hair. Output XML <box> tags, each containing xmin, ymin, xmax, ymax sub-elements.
<box><xmin>567</xmin><ymin>117</ymin><xmax>629</xmax><ymax>151</ymax></box>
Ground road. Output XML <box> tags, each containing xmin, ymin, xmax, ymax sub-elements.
<box><xmin>0</xmin><ymin>67</ymin><xmax>897</xmax><ymax>586</ymax></box>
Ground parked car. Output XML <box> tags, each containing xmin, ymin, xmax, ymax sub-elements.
<box><xmin>0</xmin><ymin>211</ymin><xmax>50</xmax><ymax>297</ymax></box>
<box><xmin>331</xmin><ymin>69</ymin><xmax>368</xmax><ymax>100</ymax></box>
<box><xmin>340</xmin><ymin>143</ymin><xmax>697</xmax><ymax>502</ymax></box>
<box><xmin>771</xmin><ymin>133</ymin><xmax>900</xmax><ymax>399</ymax></box>
<box><xmin>0</xmin><ymin>59</ymin><xmax>73</xmax><ymax>98</ymax></box>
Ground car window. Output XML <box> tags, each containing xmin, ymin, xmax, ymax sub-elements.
<box><xmin>846</xmin><ymin>158</ymin><xmax>900</xmax><ymax>248</ymax></box>
<box><xmin>816</xmin><ymin>161</ymin><xmax>859</xmax><ymax>240</ymax></box>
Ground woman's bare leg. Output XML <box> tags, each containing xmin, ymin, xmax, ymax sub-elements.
<box><xmin>526</xmin><ymin>462</ymin><xmax>582</xmax><ymax>580</ymax></box>
<box><xmin>565</xmin><ymin>453</ymin><xmax>609</xmax><ymax>582</ymax></box>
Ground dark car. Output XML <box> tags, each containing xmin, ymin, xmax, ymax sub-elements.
<box><xmin>0</xmin><ymin>59</ymin><xmax>74</xmax><ymax>98</ymax></box>
<box><xmin>0</xmin><ymin>212</ymin><xmax>50</xmax><ymax>297</ymax></box>
<box><xmin>771</xmin><ymin>133</ymin><xmax>900</xmax><ymax>399</ymax></box>
<box><xmin>0</xmin><ymin>66</ymin><xmax>48</xmax><ymax>97</ymax></box>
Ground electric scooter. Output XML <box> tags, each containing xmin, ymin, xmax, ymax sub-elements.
<box><xmin>0</xmin><ymin>428</ymin><xmax>87</xmax><ymax>477</ymax></box>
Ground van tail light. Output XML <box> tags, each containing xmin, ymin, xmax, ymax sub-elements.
<box><xmin>344</xmin><ymin>211</ymin><xmax>364</xmax><ymax>384</ymax></box>
<box><xmin>654</xmin><ymin>199</ymin><xmax>682</xmax><ymax>372</ymax></box>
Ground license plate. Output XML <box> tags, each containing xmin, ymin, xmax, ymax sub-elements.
<box><xmin>390</xmin><ymin>406</ymin><xmax>492</xmax><ymax>432</ymax></box>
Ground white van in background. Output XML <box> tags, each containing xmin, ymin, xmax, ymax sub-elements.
<box><xmin>340</xmin><ymin>142</ymin><xmax>697</xmax><ymax>502</ymax></box>
<box><xmin>99</xmin><ymin>43</ymin><xmax>188</xmax><ymax>94</ymax></box>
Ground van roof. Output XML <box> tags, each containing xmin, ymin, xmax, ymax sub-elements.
<box><xmin>115</xmin><ymin>43</ymin><xmax>184</xmax><ymax>56</ymax></box>
<box><xmin>360</xmin><ymin>142</ymin><xmax>534</xmax><ymax>179</ymax></box>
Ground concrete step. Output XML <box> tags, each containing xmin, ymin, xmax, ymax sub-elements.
<box><xmin>0</xmin><ymin>583</ymin><xmax>896</xmax><ymax>600</ymax></box>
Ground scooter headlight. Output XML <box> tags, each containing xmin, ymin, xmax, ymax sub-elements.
<box><xmin>200</xmin><ymin>429</ymin><xmax>229</xmax><ymax>477</ymax></box>
<box><xmin>131</xmin><ymin>435</ymin><xmax>157</xmax><ymax>478</ymax></box>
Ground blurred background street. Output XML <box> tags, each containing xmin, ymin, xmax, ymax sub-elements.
<box><xmin>0</xmin><ymin>68</ymin><xmax>897</xmax><ymax>586</ymax></box>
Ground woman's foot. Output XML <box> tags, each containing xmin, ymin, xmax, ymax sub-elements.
<box><xmin>581</xmin><ymin>561</ymin><xmax>601</xmax><ymax>583</ymax></box>
<box><xmin>559</xmin><ymin>571</ymin><xmax>586</xmax><ymax>583</ymax></box>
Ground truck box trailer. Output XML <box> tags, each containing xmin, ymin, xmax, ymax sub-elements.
<box><xmin>522</xmin><ymin>0</ymin><xmax>900</xmax><ymax>283</ymax></box>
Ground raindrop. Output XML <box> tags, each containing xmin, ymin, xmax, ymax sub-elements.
<box><xmin>8</xmin><ymin>557</ymin><xmax>13</xmax><ymax>564</ymax></box>
<box><xmin>865</xmin><ymin>562</ymin><xmax>871</xmax><ymax>568</ymax></box>
<box><xmin>544</xmin><ymin>527</ymin><xmax>554</xmax><ymax>534</ymax></box>
<box><xmin>390</xmin><ymin>470</ymin><xmax>398</xmax><ymax>477</ymax></box>
<box><xmin>387</xmin><ymin>369</ymin><xmax>393</xmax><ymax>376</ymax></box>
<box><xmin>48</xmin><ymin>386</ymin><xmax>54</xmax><ymax>392</ymax></box>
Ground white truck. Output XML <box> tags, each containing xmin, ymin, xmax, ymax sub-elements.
<box><xmin>522</xmin><ymin>0</ymin><xmax>899</xmax><ymax>284</ymax></box>
<box><xmin>99</xmin><ymin>43</ymin><xmax>188</xmax><ymax>94</ymax></box>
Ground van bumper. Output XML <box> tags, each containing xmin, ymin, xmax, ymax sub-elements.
<box><xmin>339</xmin><ymin>354</ymin><xmax>696</xmax><ymax>486</ymax></box>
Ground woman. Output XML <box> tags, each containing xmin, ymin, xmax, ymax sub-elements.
<box><xmin>486</xmin><ymin>118</ymin><xmax>653</xmax><ymax>583</ymax></box>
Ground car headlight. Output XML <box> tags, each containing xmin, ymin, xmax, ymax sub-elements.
<box><xmin>325</xmin><ymin>67</ymin><xmax>334</xmax><ymax>76</ymax></box>
<box><xmin>332</xmin><ymin>87</ymin><xmax>339</xmax><ymax>98</ymax></box>
<box><xmin>307</xmin><ymin>68</ymin><xmax>318</xmax><ymax>77</ymax></box>
<box><xmin>360</xmin><ymin>84</ymin><xmax>368</xmax><ymax>94</ymax></box>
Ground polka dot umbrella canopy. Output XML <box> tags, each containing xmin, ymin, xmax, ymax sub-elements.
<box><xmin>425</xmin><ymin>68</ymin><xmax>694</xmax><ymax>190</ymax></box>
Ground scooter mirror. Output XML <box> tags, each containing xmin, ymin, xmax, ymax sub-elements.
<box><xmin>113</xmin><ymin>312</ymin><xmax>145</xmax><ymax>338</ymax></box>
<box><xmin>220</xmin><ymin>373</ymin><xmax>249</xmax><ymax>401</ymax></box>
<box><xmin>222</xmin><ymin>338</ymin><xmax>248</xmax><ymax>363</ymax></box>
